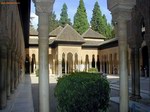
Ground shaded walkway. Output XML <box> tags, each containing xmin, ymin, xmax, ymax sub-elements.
<box><xmin>0</xmin><ymin>75</ymin><xmax>34</xmax><ymax>112</ymax></box>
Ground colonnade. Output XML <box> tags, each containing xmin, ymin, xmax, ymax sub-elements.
<box><xmin>0</xmin><ymin>3</ymin><xmax>25</xmax><ymax>109</ymax></box>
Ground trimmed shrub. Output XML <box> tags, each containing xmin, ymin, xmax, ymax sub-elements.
<box><xmin>88</xmin><ymin>68</ymin><xmax>98</xmax><ymax>73</ymax></box>
<box><xmin>54</xmin><ymin>72</ymin><xmax>110</xmax><ymax>112</ymax></box>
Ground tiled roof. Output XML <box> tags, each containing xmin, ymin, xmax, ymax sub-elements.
<box><xmin>55</xmin><ymin>24</ymin><xmax>84</xmax><ymax>43</ymax></box>
<box><xmin>29</xmin><ymin>37</ymin><xmax>54</xmax><ymax>45</ymax></box>
<box><xmin>99</xmin><ymin>38</ymin><xmax>118</xmax><ymax>46</ymax></box>
<box><xmin>82</xmin><ymin>28</ymin><xmax>106</xmax><ymax>39</ymax></box>
<box><xmin>82</xmin><ymin>41</ymin><xmax>102</xmax><ymax>47</ymax></box>
<box><xmin>49</xmin><ymin>26</ymin><xmax>63</xmax><ymax>37</ymax></box>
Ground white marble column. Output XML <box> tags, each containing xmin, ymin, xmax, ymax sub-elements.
<box><xmin>34</xmin><ymin>1</ymin><xmax>54</xmax><ymax>111</ymax></box>
<box><xmin>118</xmin><ymin>19</ymin><xmax>129</xmax><ymax>112</ymax></box>
<box><xmin>58</xmin><ymin>60</ymin><xmax>62</xmax><ymax>77</ymax></box>
<box><xmin>38</xmin><ymin>12</ymin><xmax>50</xmax><ymax>112</ymax></box>
<box><xmin>107</xmin><ymin>1</ymin><xmax>135</xmax><ymax>111</ymax></box>
<box><xmin>65</xmin><ymin>58</ymin><xmax>67</xmax><ymax>74</ymax></box>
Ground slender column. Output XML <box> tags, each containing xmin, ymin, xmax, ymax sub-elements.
<box><xmin>11</xmin><ymin>52</ymin><xmax>15</xmax><ymax>93</ymax></box>
<box><xmin>14</xmin><ymin>55</ymin><xmax>17</xmax><ymax>89</ymax></box>
<box><xmin>35</xmin><ymin>1</ymin><xmax>55</xmax><ymax>111</ymax></box>
<box><xmin>53</xmin><ymin>59</ymin><xmax>55</xmax><ymax>74</ymax></box>
<box><xmin>65</xmin><ymin>60</ymin><xmax>67</xmax><ymax>74</ymax></box>
<box><xmin>17</xmin><ymin>56</ymin><xmax>20</xmax><ymax>83</ymax></box>
<box><xmin>38</xmin><ymin>12</ymin><xmax>50</xmax><ymax>112</ymax></box>
<box><xmin>130</xmin><ymin>48</ymin><xmax>135</xmax><ymax>97</ymax></box>
<box><xmin>7</xmin><ymin>49</ymin><xmax>11</xmax><ymax>98</ymax></box>
<box><xmin>58</xmin><ymin>60</ymin><xmax>62</xmax><ymax>77</ymax></box>
<box><xmin>16</xmin><ymin>56</ymin><xmax>19</xmax><ymax>87</ymax></box>
<box><xmin>118</xmin><ymin>19</ymin><xmax>129</xmax><ymax>112</ymax></box>
<box><xmin>0</xmin><ymin>46</ymin><xmax>7</xmax><ymax>109</ymax></box>
<box><xmin>134</xmin><ymin>48</ymin><xmax>141</xmax><ymax>98</ymax></box>
<box><xmin>95</xmin><ymin>56</ymin><xmax>97</xmax><ymax>69</ymax></box>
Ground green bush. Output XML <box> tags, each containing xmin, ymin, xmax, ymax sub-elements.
<box><xmin>54</xmin><ymin>72</ymin><xmax>110</xmax><ymax>112</ymax></box>
<box><xmin>88</xmin><ymin>68</ymin><xmax>98</xmax><ymax>73</ymax></box>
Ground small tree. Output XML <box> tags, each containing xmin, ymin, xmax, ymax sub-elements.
<box><xmin>90</xmin><ymin>1</ymin><xmax>105</xmax><ymax>35</ymax></box>
<box><xmin>59</xmin><ymin>3</ymin><xmax>72</xmax><ymax>27</ymax></box>
<box><xmin>73</xmin><ymin>0</ymin><xmax>89</xmax><ymax>34</ymax></box>
<box><xmin>49</xmin><ymin>11</ymin><xmax>59</xmax><ymax>32</ymax></box>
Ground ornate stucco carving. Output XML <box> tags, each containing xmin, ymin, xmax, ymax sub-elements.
<box><xmin>34</xmin><ymin>0</ymin><xmax>55</xmax><ymax>15</ymax></box>
<box><xmin>107</xmin><ymin>0</ymin><xmax>136</xmax><ymax>22</ymax></box>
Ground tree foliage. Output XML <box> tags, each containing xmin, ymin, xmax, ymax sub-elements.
<box><xmin>90</xmin><ymin>1</ymin><xmax>105</xmax><ymax>35</ymax></box>
<box><xmin>30</xmin><ymin>17</ymin><xmax>37</xmax><ymax>32</ymax></box>
<box><xmin>59</xmin><ymin>3</ymin><xmax>71</xmax><ymax>27</ymax></box>
<box><xmin>73</xmin><ymin>0</ymin><xmax>89</xmax><ymax>34</ymax></box>
<box><xmin>91</xmin><ymin>1</ymin><xmax>114</xmax><ymax>40</ymax></box>
<box><xmin>49</xmin><ymin>11</ymin><xmax>59</xmax><ymax>32</ymax></box>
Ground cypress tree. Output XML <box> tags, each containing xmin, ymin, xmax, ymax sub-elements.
<box><xmin>90</xmin><ymin>1</ymin><xmax>105</xmax><ymax>35</ymax></box>
<box><xmin>73</xmin><ymin>0</ymin><xmax>89</xmax><ymax>34</ymax></box>
<box><xmin>49</xmin><ymin>11</ymin><xmax>59</xmax><ymax>32</ymax></box>
<box><xmin>59</xmin><ymin>3</ymin><xmax>71</xmax><ymax>27</ymax></box>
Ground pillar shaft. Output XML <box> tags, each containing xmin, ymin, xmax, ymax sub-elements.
<box><xmin>65</xmin><ymin>60</ymin><xmax>67</xmax><ymax>74</ymax></box>
<box><xmin>11</xmin><ymin>52</ymin><xmax>15</xmax><ymax>93</ymax></box>
<box><xmin>58</xmin><ymin>60</ymin><xmax>62</xmax><ymax>77</ymax></box>
<box><xmin>14</xmin><ymin>55</ymin><xmax>17</xmax><ymax>89</ymax></box>
<box><xmin>7</xmin><ymin>49</ymin><xmax>11</xmax><ymax>98</ymax></box>
<box><xmin>38</xmin><ymin>12</ymin><xmax>49</xmax><ymax>112</ymax></box>
<box><xmin>118</xmin><ymin>20</ymin><xmax>129</xmax><ymax>112</ymax></box>
<box><xmin>134</xmin><ymin>48</ymin><xmax>141</xmax><ymax>98</ymax></box>
<box><xmin>131</xmin><ymin>48</ymin><xmax>135</xmax><ymax>96</ymax></box>
<box><xmin>0</xmin><ymin>46</ymin><xmax>7</xmax><ymax>109</ymax></box>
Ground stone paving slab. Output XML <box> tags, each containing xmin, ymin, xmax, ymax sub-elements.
<box><xmin>0</xmin><ymin>75</ymin><xmax>34</xmax><ymax>112</ymax></box>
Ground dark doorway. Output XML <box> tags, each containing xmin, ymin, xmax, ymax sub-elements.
<box><xmin>142</xmin><ymin>46</ymin><xmax>149</xmax><ymax>77</ymax></box>
<box><xmin>25</xmin><ymin>54</ymin><xmax>30</xmax><ymax>74</ymax></box>
<box><xmin>92</xmin><ymin>55</ymin><xmax>95</xmax><ymax>68</ymax></box>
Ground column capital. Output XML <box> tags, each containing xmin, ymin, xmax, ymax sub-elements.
<box><xmin>107</xmin><ymin>0</ymin><xmax>136</xmax><ymax>22</ymax></box>
<box><xmin>34</xmin><ymin>0</ymin><xmax>55</xmax><ymax>15</ymax></box>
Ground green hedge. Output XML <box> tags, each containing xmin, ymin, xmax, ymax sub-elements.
<box><xmin>88</xmin><ymin>68</ymin><xmax>98</xmax><ymax>73</ymax></box>
<box><xmin>54</xmin><ymin>72</ymin><xmax>110</xmax><ymax>112</ymax></box>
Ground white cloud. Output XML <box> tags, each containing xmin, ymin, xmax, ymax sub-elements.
<box><xmin>30</xmin><ymin>12</ymin><xmax>38</xmax><ymax>29</ymax></box>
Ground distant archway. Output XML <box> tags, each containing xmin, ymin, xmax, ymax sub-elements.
<box><xmin>25</xmin><ymin>54</ymin><xmax>30</xmax><ymax>74</ymax></box>
<box><xmin>92</xmin><ymin>55</ymin><xmax>95</xmax><ymax>68</ymax></box>
<box><xmin>97</xmin><ymin>55</ymin><xmax>100</xmax><ymax>72</ymax></box>
<box><xmin>62</xmin><ymin>53</ymin><xmax>65</xmax><ymax>73</ymax></box>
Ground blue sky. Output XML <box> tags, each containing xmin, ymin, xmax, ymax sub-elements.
<box><xmin>30</xmin><ymin>0</ymin><xmax>112</xmax><ymax>29</ymax></box>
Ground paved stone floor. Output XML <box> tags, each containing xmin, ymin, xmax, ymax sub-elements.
<box><xmin>0</xmin><ymin>75</ymin><xmax>34</xmax><ymax>112</ymax></box>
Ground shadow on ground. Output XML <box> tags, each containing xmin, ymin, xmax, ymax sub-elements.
<box><xmin>32</xmin><ymin>83</ymin><xmax>57</xmax><ymax>112</ymax></box>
